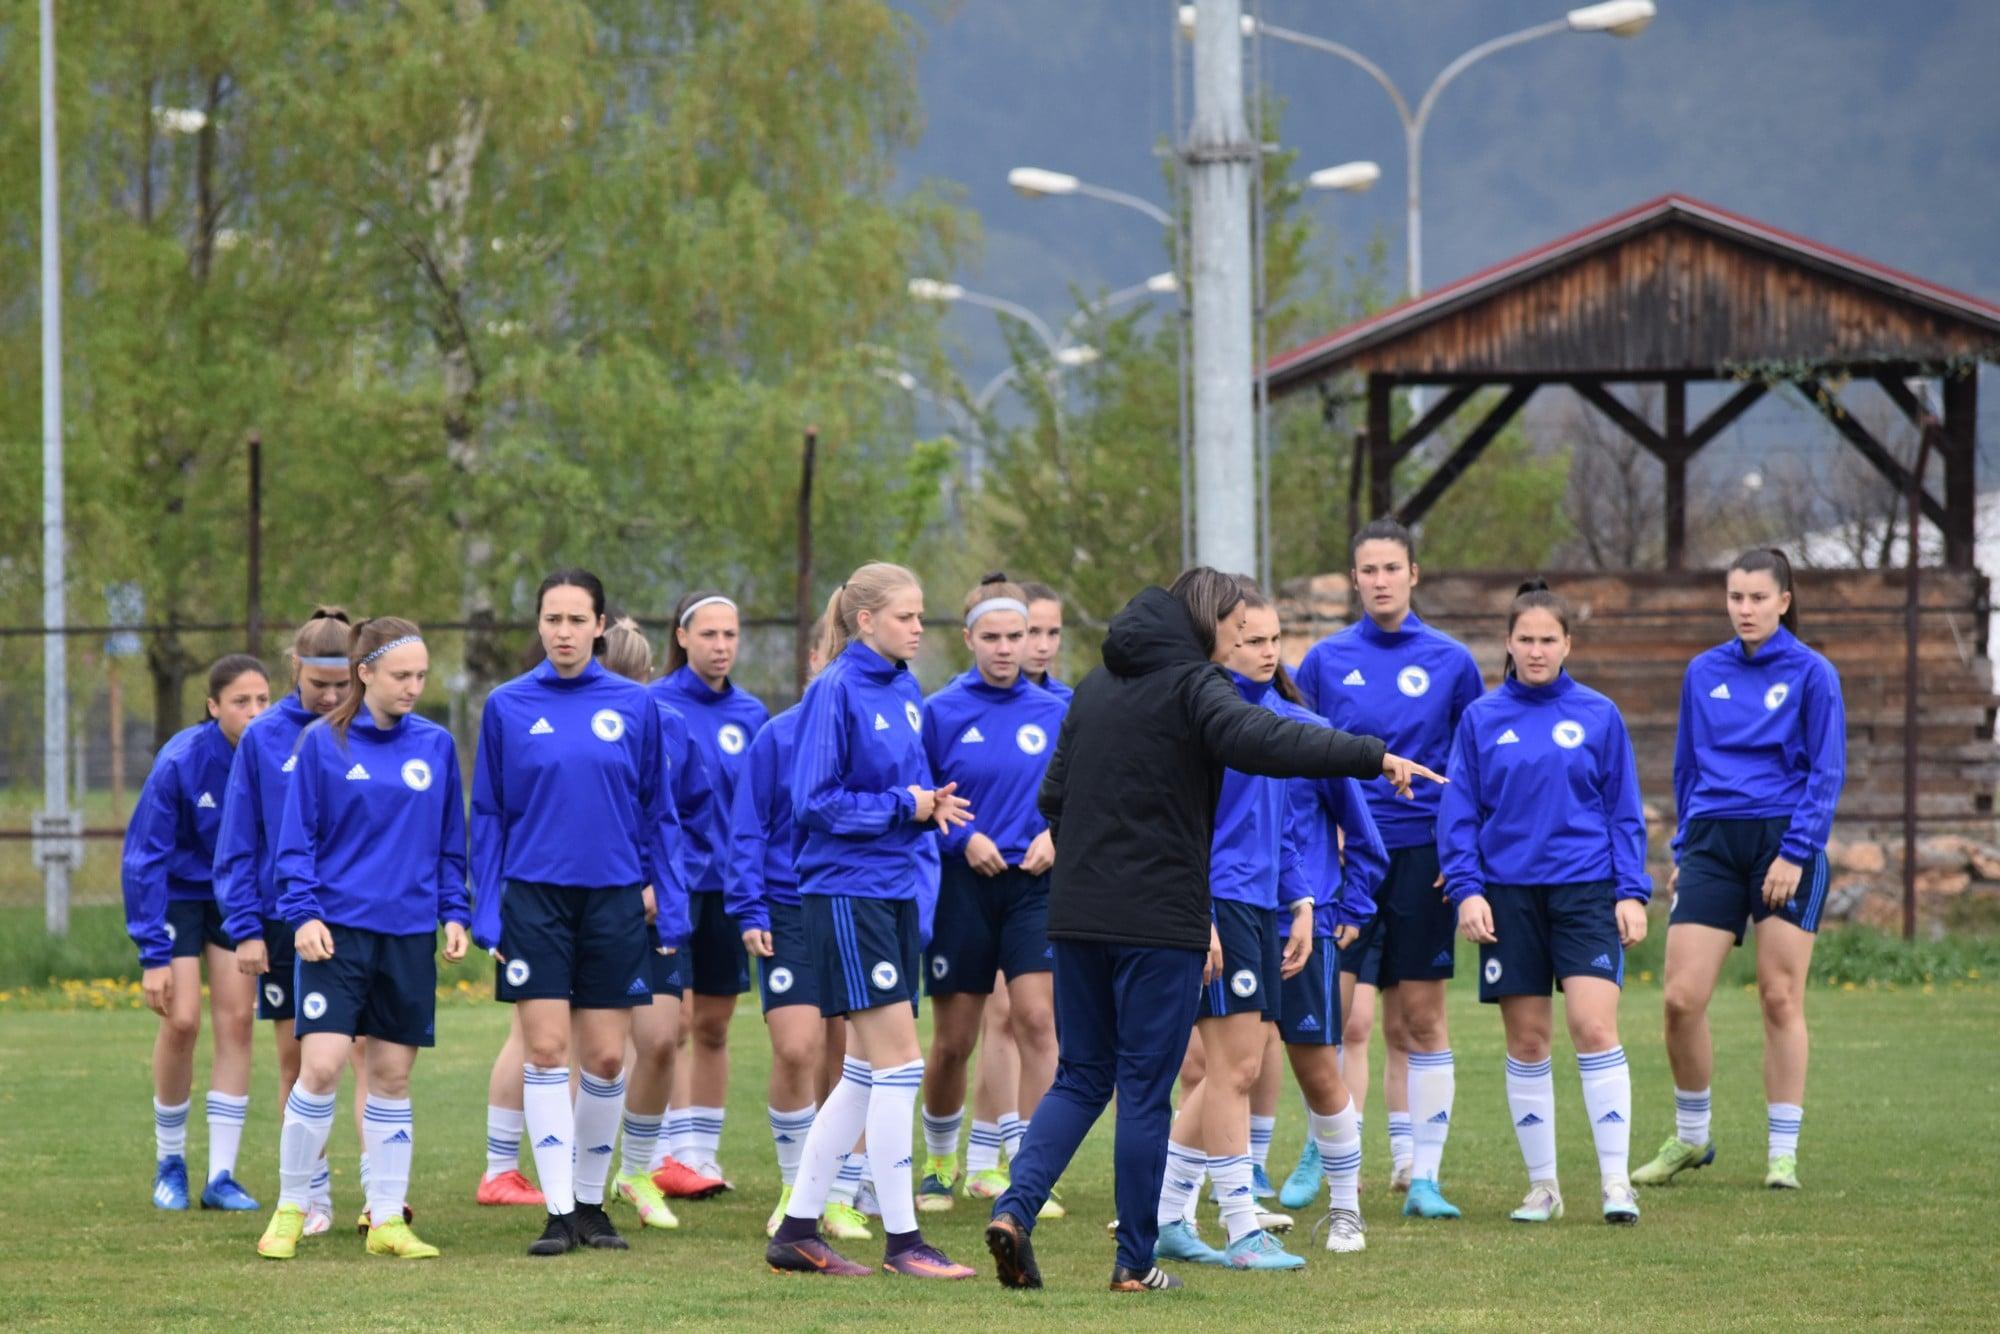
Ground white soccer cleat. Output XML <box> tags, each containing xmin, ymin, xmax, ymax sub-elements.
<box><xmin>1316</xmin><ymin>1207</ymin><xmax>1366</xmax><ymax>1253</ymax></box>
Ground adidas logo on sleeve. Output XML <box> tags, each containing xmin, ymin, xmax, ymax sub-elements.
<box><xmin>1709</xmin><ymin>683</ymin><xmax>1731</xmax><ymax>700</ymax></box>
<box><xmin>1342</xmin><ymin>668</ymin><xmax>1366</xmax><ymax>686</ymax></box>
<box><xmin>529</xmin><ymin>717</ymin><xmax>555</xmax><ymax>735</ymax></box>
<box><xmin>344</xmin><ymin>764</ymin><xmax>371</xmax><ymax>782</ymax></box>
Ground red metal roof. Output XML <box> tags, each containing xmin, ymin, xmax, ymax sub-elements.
<box><xmin>1266</xmin><ymin>193</ymin><xmax>2000</xmax><ymax>384</ymax></box>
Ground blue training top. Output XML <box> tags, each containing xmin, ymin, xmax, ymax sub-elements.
<box><xmin>1673</xmin><ymin>626</ymin><xmax>1846</xmax><ymax>864</ymax></box>
<box><xmin>650</xmin><ymin>666</ymin><xmax>770</xmax><ymax>894</ymax></box>
<box><xmin>214</xmin><ymin>694</ymin><xmax>318</xmax><ymax>944</ymax></box>
<box><xmin>791</xmin><ymin>639</ymin><xmax>931</xmax><ymax>901</ymax></box>
<box><xmin>1208</xmin><ymin>675</ymin><xmax>1301</xmax><ymax>913</ymax></box>
<box><xmin>1438</xmin><ymin>672</ymin><xmax>1652</xmax><ymax>904</ymax></box>
<box><xmin>655</xmin><ymin>697</ymin><xmax>715</xmax><ymax>915</ymax></box>
<box><xmin>1030</xmin><ymin>672</ymin><xmax>1074</xmax><ymax>704</ymax></box>
<box><xmin>470</xmin><ymin>658</ymin><xmax>684</xmax><ymax>950</ymax></box>
<box><xmin>923</xmin><ymin>668</ymin><xmax>1068</xmax><ymax>865</ymax></box>
<box><xmin>724</xmin><ymin>705</ymin><xmax>805</xmax><ymax>934</ymax></box>
<box><xmin>1295</xmin><ymin>611</ymin><xmax>1483</xmax><ymax>850</ymax></box>
<box><xmin>123</xmin><ymin>719</ymin><xmax>238</xmax><ymax>969</ymax></box>
<box><xmin>1274</xmin><ymin>699</ymin><xmax>1389</xmax><ymax>938</ymax></box>
<box><xmin>276</xmin><ymin>712</ymin><xmax>471</xmax><ymax>935</ymax></box>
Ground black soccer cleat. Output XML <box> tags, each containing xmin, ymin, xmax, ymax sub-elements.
<box><xmin>527</xmin><ymin>1211</ymin><xmax>575</xmax><ymax>1256</ymax></box>
<box><xmin>572</xmin><ymin>1201</ymin><xmax>629</xmax><ymax>1250</ymax></box>
<box><xmin>1109</xmin><ymin>1264</ymin><xmax>1183</xmax><ymax>1293</ymax></box>
<box><xmin>985</xmin><ymin>1211</ymin><xmax>1043</xmax><ymax>1289</ymax></box>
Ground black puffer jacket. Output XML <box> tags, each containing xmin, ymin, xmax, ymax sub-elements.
<box><xmin>1039</xmin><ymin>586</ymin><xmax>1388</xmax><ymax>952</ymax></box>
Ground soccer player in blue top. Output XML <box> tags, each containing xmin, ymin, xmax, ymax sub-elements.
<box><xmin>765</xmin><ymin>562</ymin><xmax>979</xmax><ymax>1280</ymax></box>
<box><xmin>255</xmin><ymin>617</ymin><xmax>470</xmax><ymax>1261</ymax></box>
<box><xmin>915</xmin><ymin>575</ymin><xmax>1067</xmax><ymax>1218</ymax></box>
<box><xmin>1440</xmin><ymin>580</ymin><xmax>1651</xmax><ymax>1226</ymax></box>
<box><xmin>1634</xmin><ymin>549</ymin><xmax>1846</xmax><ymax>1193</ymax></box>
<box><xmin>471</xmin><ymin>568</ymin><xmax>686</xmax><ymax>1257</ymax></box>
<box><xmin>125</xmin><ymin>653</ymin><xmax>270</xmax><ymax>1214</ymax></box>
<box><xmin>1294</xmin><ymin>518</ymin><xmax>1483</xmax><ymax>1217</ymax></box>
<box><xmin>654</xmin><ymin>589</ymin><xmax>771</xmax><ymax>1186</ymax></box>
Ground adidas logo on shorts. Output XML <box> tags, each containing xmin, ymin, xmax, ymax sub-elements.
<box><xmin>1295</xmin><ymin>1015</ymin><xmax>1319</xmax><ymax>1032</ymax></box>
<box><xmin>1591</xmin><ymin>953</ymin><xmax>1614</xmax><ymax>970</ymax></box>
<box><xmin>1432</xmin><ymin>949</ymin><xmax>1453</xmax><ymax>967</ymax></box>
<box><xmin>628</xmin><ymin>977</ymin><xmax>649</xmax><ymax>995</ymax></box>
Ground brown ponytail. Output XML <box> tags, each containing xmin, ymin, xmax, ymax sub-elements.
<box><xmin>290</xmin><ymin>605</ymin><xmax>352</xmax><ymax>680</ymax></box>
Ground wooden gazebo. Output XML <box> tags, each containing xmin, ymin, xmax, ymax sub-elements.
<box><xmin>1266</xmin><ymin>194</ymin><xmax>2000</xmax><ymax>568</ymax></box>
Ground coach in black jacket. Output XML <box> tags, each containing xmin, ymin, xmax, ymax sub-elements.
<box><xmin>988</xmin><ymin>569</ymin><xmax>1439</xmax><ymax>1293</ymax></box>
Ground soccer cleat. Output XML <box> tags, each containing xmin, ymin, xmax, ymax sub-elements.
<box><xmin>766</xmin><ymin>1184</ymin><xmax>793</xmax><ymax>1239</ymax></box>
<box><xmin>1402</xmin><ymin>1178</ymin><xmax>1462</xmax><ymax>1219</ymax></box>
<box><xmin>200</xmin><ymin>1171</ymin><xmax>260</xmax><ymax>1212</ymax></box>
<box><xmin>1603</xmin><ymin>1179</ymin><xmax>1640</xmax><ymax>1224</ymax></box>
<box><xmin>1251</xmin><ymin>1163</ymin><xmax>1277</xmax><ymax>1199</ymax></box>
<box><xmin>527</xmin><ymin>1212</ymin><xmax>575</xmax><ymax>1257</ymax></box>
<box><xmin>767</xmin><ymin>1234</ymin><xmax>873</xmax><ymax>1277</ymax></box>
<box><xmin>1511</xmin><ymin>1181</ymin><xmax>1565</xmax><ymax>1223</ymax></box>
<box><xmin>1279</xmin><ymin>1140</ymin><xmax>1323</xmax><ymax>1210</ymax></box>
<box><xmin>1631</xmin><ymin>1136</ymin><xmax>1714</xmax><ymax>1186</ymax></box>
<box><xmin>1764</xmin><ymin>1154</ymin><xmax>1800</xmax><ymax>1190</ymax></box>
<box><xmin>614</xmin><ymin>1170</ymin><xmax>679</xmax><ymax>1230</ymax></box>
<box><xmin>354</xmin><ymin>1204</ymin><xmax>416</xmax><ymax>1237</ymax></box>
<box><xmin>822</xmin><ymin>1201</ymin><xmax>873</xmax><ymax>1242</ymax></box>
<box><xmin>365</xmin><ymin>1217</ymin><xmax>440</xmax><ymax>1259</ymax></box>
<box><xmin>476</xmin><ymin>1169</ymin><xmax>546</xmax><ymax>1206</ymax></box>
<box><xmin>691</xmin><ymin>1160</ymin><xmax>733</xmax><ymax>1191</ymax></box>
<box><xmin>1222</xmin><ymin>1229</ymin><xmax>1307</xmax><ymax>1270</ymax></box>
<box><xmin>302</xmin><ymin>1204</ymin><xmax>333</xmax><ymax>1237</ymax></box>
<box><xmin>917</xmin><ymin>1156</ymin><xmax>958</xmax><ymax>1213</ymax></box>
<box><xmin>1314</xmin><ymin>1207</ymin><xmax>1367</xmax><ymax>1253</ymax></box>
<box><xmin>1154</xmin><ymin>1218</ymin><xmax>1224</xmax><ymax>1265</ymax></box>
<box><xmin>1256</xmin><ymin>1208</ymin><xmax>1295</xmax><ymax>1234</ymax></box>
<box><xmin>257</xmin><ymin>1204</ymin><xmax>305</xmax><ymax>1259</ymax></box>
<box><xmin>152</xmin><ymin>1156</ymin><xmax>191</xmax><ymax>1210</ymax></box>
<box><xmin>882</xmin><ymin>1241</ymin><xmax>975</xmax><ymax>1279</ymax></box>
<box><xmin>855</xmin><ymin>1179</ymin><xmax>882</xmax><ymax>1218</ymax></box>
<box><xmin>1037</xmin><ymin>1185</ymin><xmax>1067</xmax><ymax>1220</ymax></box>
<box><xmin>651</xmin><ymin>1156</ymin><xmax>728</xmax><ymax>1200</ymax></box>
<box><xmin>965</xmin><ymin>1167</ymin><xmax>1011</xmax><ymax>1200</ymax></box>
<box><xmin>985</xmin><ymin>1212</ymin><xmax>1043</xmax><ymax>1289</ymax></box>
<box><xmin>1389</xmin><ymin>1162</ymin><xmax>1413</xmax><ymax>1192</ymax></box>
<box><xmin>571</xmin><ymin>1201</ymin><xmax>628</xmax><ymax>1249</ymax></box>
<box><xmin>1110</xmin><ymin>1264</ymin><xmax>1183</xmax><ymax>1292</ymax></box>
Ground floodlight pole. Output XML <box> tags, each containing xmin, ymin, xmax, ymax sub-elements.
<box><xmin>38</xmin><ymin>0</ymin><xmax>74</xmax><ymax>937</ymax></box>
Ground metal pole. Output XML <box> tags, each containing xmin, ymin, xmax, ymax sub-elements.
<box><xmin>38</xmin><ymin>0</ymin><xmax>73</xmax><ymax>937</ymax></box>
<box><xmin>246</xmin><ymin>432</ymin><xmax>263</xmax><ymax>654</ymax></box>
<box><xmin>794</xmin><ymin>426</ymin><xmax>818</xmax><ymax>696</ymax></box>
<box><xmin>1405</xmin><ymin>120</ymin><xmax>1422</xmax><ymax>298</ymax></box>
<box><xmin>1188</xmin><ymin>0</ymin><xmax>1258</xmax><ymax>574</ymax></box>
<box><xmin>1250</xmin><ymin>0</ymin><xmax>1272</xmax><ymax>591</ymax></box>
<box><xmin>1172</xmin><ymin>9</ymin><xmax>1193</xmax><ymax>569</ymax></box>
<box><xmin>1902</xmin><ymin>421</ymin><xmax>1935</xmax><ymax>942</ymax></box>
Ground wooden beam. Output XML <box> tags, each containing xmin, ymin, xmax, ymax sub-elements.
<box><xmin>1873</xmin><ymin>372</ymin><xmax>1928</xmax><ymax>428</ymax></box>
<box><xmin>1943</xmin><ymin>369</ymin><xmax>1978</xmax><ymax>569</ymax></box>
<box><xmin>1570</xmin><ymin>380</ymin><xmax>1668</xmax><ymax>459</ymax></box>
<box><xmin>1389</xmin><ymin>385</ymin><xmax>1480</xmax><ymax>464</ymax></box>
<box><xmin>1796</xmin><ymin>378</ymin><xmax>1947</xmax><ymax>530</ymax></box>
<box><xmin>1685</xmin><ymin>380</ymin><xmax>1768</xmax><ymax>454</ymax></box>
<box><xmin>1366</xmin><ymin>375</ymin><xmax>1394</xmax><ymax>520</ymax></box>
<box><xmin>1395</xmin><ymin>385</ymin><xmax>1536</xmax><ymax>528</ymax></box>
<box><xmin>1665</xmin><ymin>380</ymin><xmax>1688</xmax><ymax>570</ymax></box>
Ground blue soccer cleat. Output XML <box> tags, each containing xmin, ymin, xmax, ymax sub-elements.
<box><xmin>1222</xmin><ymin>1229</ymin><xmax>1306</xmax><ymax>1270</ymax></box>
<box><xmin>200</xmin><ymin>1171</ymin><xmax>260</xmax><ymax>1211</ymax></box>
<box><xmin>1402</xmin><ymin>1177</ymin><xmax>1461</xmax><ymax>1219</ymax></box>
<box><xmin>1153</xmin><ymin>1218</ymin><xmax>1224</xmax><ymax>1265</ymax></box>
<box><xmin>152</xmin><ymin>1155</ymin><xmax>190</xmax><ymax>1210</ymax></box>
<box><xmin>1251</xmin><ymin>1163</ymin><xmax>1277</xmax><ymax>1199</ymax></box>
<box><xmin>1279</xmin><ymin>1140</ymin><xmax>1322</xmax><ymax>1211</ymax></box>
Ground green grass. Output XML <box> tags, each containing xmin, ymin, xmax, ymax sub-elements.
<box><xmin>1</xmin><ymin>980</ymin><xmax>1995</xmax><ymax>1330</ymax></box>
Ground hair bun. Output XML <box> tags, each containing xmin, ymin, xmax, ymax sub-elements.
<box><xmin>1515</xmin><ymin>576</ymin><xmax>1550</xmax><ymax>596</ymax></box>
<box><xmin>979</xmin><ymin>570</ymin><xmax>1009</xmax><ymax>585</ymax></box>
<box><xmin>311</xmin><ymin>604</ymin><xmax>351</xmax><ymax>624</ymax></box>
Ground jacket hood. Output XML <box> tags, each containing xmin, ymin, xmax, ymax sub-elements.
<box><xmin>1102</xmin><ymin>586</ymin><xmax>1210</xmax><ymax>678</ymax></box>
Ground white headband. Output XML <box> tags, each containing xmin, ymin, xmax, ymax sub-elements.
<box><xmin>359</xmin><ymin>635</ymin><xmax>422</xmax><ymax>666</ymax></box>
<box><xmin>679</xmin><ymin>595</ymin><xmax>737</xmax><ymax>627</ymax></box>
<box><xmin>965</xmin><ymin>597</ymin><xmax>1030</xmax><ymax>629</ymax></box>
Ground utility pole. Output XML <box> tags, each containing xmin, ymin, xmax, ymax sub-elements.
<box><xmin>794</xmin><ymin>427</ymin><xmax>818</xmax><ymax>696</ymax></box>
<box><xmin>37</xmin><ymin>0</ymin><xmax>76</xmax><ymax>936</ymax></box>
<box><xmin>246</xmin><ymin>432</ymin><xmax>263</xmax><ymax>654</ymax></box>
<box><xmin>1187</xmin><ymin>0</ymin><xmax>1258</xmax><ymax>574</ymax></box>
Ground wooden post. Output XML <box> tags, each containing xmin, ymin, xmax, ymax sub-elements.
<box><xmin>1943</xmin><ymin>369</ymin><xmax>1978</xmax><ymax>570</ymax></box>
<box><xmin>1366</xmin><ymin>375</ymin><xmax>1393</xmax><ymax>520</ymax></box>
<box><xmin>245</xmin><ymin>432</ymin><xmax>263</xmax><ymax>654</ymax></box>
<box><xmin>794</xmin><ymin>426</ymin><xmax>818</xmax><ymax>696</ymax></box>
<box><xmin>1904</xmin><ymin>422</ymin><xmax>1935</xmax><ymax>941</ymax></box>
<box><xmin>1664</xmin><ymin>379</ymin><xmax>1687</xmax><ymax>570</ymax></box>
<box><xmin>108</xmin><ymin>656</ymin><xmax>124</xmax><ymax>821</ymax></box>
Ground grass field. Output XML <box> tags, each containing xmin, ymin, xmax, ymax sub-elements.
<box><xmin>3</xmin><ymin>968</ymin><xmax>1996</xmax><ymax>1331</ymax></box>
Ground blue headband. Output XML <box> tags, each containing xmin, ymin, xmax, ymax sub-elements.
<box><xmin>299</xmin><ymin>655</ymin><xmax>348</xmax><ymax>669</ymax></box>
<box><xmin>359</xmin><ymin>635</ymin><xmax>422</xmax><ymax>666</ymax></box>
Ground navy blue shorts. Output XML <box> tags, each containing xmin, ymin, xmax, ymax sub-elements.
<box><xmin>495</xmin><ymin>880</ymin><xmax>652</xmax><ymax>1009</ymax></box>
<box><xmin>166</xmin><ymin>897</ymin><xmax>233</xmax><ymax>958</ymax></box>
<box><xmin>294</xmin><ymin>925</ymin><xmax>437</xmax><ymax>1047</ymax></box>
<box><xmin>1201</xmin><ymin>899</ymin><xmax>1281</xmax><ymax>1021</ymax></box>
<box><xmin>1477</xmin><ymin>881</ymin><xmax>1625</xmax><ymax>1002</ymax></box>
<box><xmin>685</xmin><ymin>889</ymin><xmax>750</xmax><ymax>996</ymax></box>
<box><xmin>1672</xmin><ymin>817</ymin><xmax>1831</xmax><ymax>945</ymax></box>
<box><xmin>802</xmin><ymin>893</ymin><xmax>922</xmax><ymax>1019</ymax></box>
<box><xmin>1278</xmin><ymin>936</ymin><xmax>1341</xmax><ymax>1045</ymax></box>
<box><xmin>258</xmin><ymin>918</ymin><xmax>297</xmax><ymax>1021</ymax></box>
<box><xmin>758</xmin><ymin>899</ymin><xmax>821</xmax><ymax>1014</ymax></box>
<box><xmin>1339</xmin><ymin>844</ymin><xmax>1453</xmax><ymax>987</ymax></box>
<box><xmin>648</xmin><ymin>944</ymin><xmax>684</xmax><ymax>1000</ymax></box>
<box><xmin>925</xmin><ymin>862</ymin><xmax>1053</xmax><ymax>996</ymax></box>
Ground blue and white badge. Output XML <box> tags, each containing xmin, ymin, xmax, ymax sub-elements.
<box><xmin>718</xmin><ymin>723</ymin><xmax>747</xmax><ymax>756</ymax></box>
<box><xmin>263</xmin><ymin>981</ymin><xmax>285</xmax><ymax>1009</ymax></box>
<box><xmin>904</xmin><ymin>700</ymin><xmax>922</xmax><ymax>734</ymax></box>
<box><xmin>1764</xmin><ymin>681</ymin><xmax>1790</xmax><ymax>711</ymax></box>
<box><xmin>931</xmin><ymin>954</ymin><xmax>950</xmax><ymax>980</ymax></box>
<box><xmin>302</xmin><ymin>991</ymin><xmax>328</xmax><ymax>1020</ymax></box>
<box><xmin>1551</xmin><ymin>720</ymin><xmax>1586</xmax><ymax>750</ymax></box>
<box><xmin>1484</xmin><ymin>958</ymin><xmax>1503</xmax><ymax>984</ymax></box>
<box><xmin>1016</xmin><ymin>723</ymin><xmax>1048</xmax><ymax>755</ymax></box>
<box><xmin>591</xmin><ymin>709</ymin><xmax>625</xmax><ymax>742</ymax></box>
<box><xmin>768</xmin><ymin>967</ymin><xmax>794</xmax><ymax>994</ymax></box>
<box><xmin>871</xmin><ymin>960</ymin><xmax>900</xmax><ymax>990</ymax></box>
<box><xmin>1230</xmin><ymin>968</ymin><xmax>1258</xmax><ymax>998</ymax></box>
<box><xmin>400</xmin><ymin>758</ymin><xmax>433</xmax><ymax>792</ymax></box>
<box><xmin>1396</xmin><ymin>665</ymin><xmax>1431</xmax><ymax>698</ymax></box>
<box><xmin>505</xmin><ymin>958</ymin><xmax>531</xmax><ymax>988</ymax></box>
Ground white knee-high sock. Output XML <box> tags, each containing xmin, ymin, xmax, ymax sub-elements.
<box><xmin>786</xmin><ymin>1060</ymin><xmax>872</xmax><ymax>1222</ymax></box>
<box><xmin>310</xmin><ymin>1160</ymin><xmax>332</xmax><ymax>1211</ymax></box>
<box><xmin>998</xmin><ymin>1110</ymin><xmax>1025</xmax><ymax>1162</ymax></box>
<box><xmin>1310</xmin><ymin>1098</ymin><xmax>1362</xmax><ymax>1213</ymax></box>
<box><xmin>523</xmin><ymin>1064</ymin><xmax>575</xmax><ymax>1215</ymax></box>
<box><xmin>1675</xmin><ymin>1087</ymin><xmax>1712</xmax><ymax>1147</ymax></box>
<box><xmin>827</xmin><ymin>1152</ymin><xmax>864</xmax><ymax>1206</ymax></box>
<box><xmin>1505</xmin><ymin>1056</ymin><xmax>1558</xmax><ymax>1183</ymax></box>
<box><xmin>966</xmin><ymin>1119</ymin><xmax>1003</xmax><ymax>1173</ymax></box>
<box><xmin>573</xmin><ymin>1071</ymin><xmax>626</xmax><ymax>1205</ymax></box>
<box><xmin>1386</xmin><ymin>1110</ymin><xmax>1414</xmax><ymax>1173</ymax></box>
<box><xmin>770</xmin><ymin>1104</ymin><xmax>816</xmax><ymax>1186</ymax></box>
<box><xmin>1210</xmin><ymin>1153</ymin><xmax>1260</xmax><ymax>1243</ymax></box>
<box><xmin>205</xmin><ymin>1091</ymin><xmax>249</xmax><ymax>1182</ymax></box>
<box><xmin>154</xmin><ymin>1097</ymin><xmax>190</xmax><ymax>1162</ymax></box>
<box><xmin>664</xmin><ymin>1107</ymin><xmax>696</xmax><ymax>1162</ymax></box>
<box><xmin>1767</xmin><ymin>1102</ymin><xmax>1803</xmax><ymax>1159</ymax></box>
<box><xmin>620</xmin><ymin>1109</ymin><xmax>662</xmax><ymax>1181</ymax></box>
<box><xmin>1577</xmin><ymin>1047</ymin><xmax>1631</xmax><ymax>1181</ymax></box>
<box><xmin>921</xmin><ymin>1105</ymin><xmax>963</xmax><ymax>1160</ymax></box>
<box><xmin>362</xmin><ymin>1096</ymin><xmax>413</xmax><ymax>1221</ymax></box>
<box><xmin>486</xmin><ymin>1104</ymin><xmax>526</xmax><ymax>1178</ymax></box>
<box><xmin>1156</xmin><ymin>1140</ymin><xmax>1206</xmax><ymax>1225</ymax></box>
<box><xmin>1249</xmin><ymin>1114</ymin><xmax>1276</xmax><ymax>1173</ymax></box>
<box><xmin>279</xmin><ymin>1088</ymin><xmax>337</xmax><ymax>1210</ymax></box>
<box><xmin>1408</xmin><ymin>1049</ymin><xmax>1455</xmax><ymax>1182</ymax></box>
<box><xmin>867</xmin><ymin>1059</ymin><xmax>924</xmax><ymax>1235</ymax></box>
<box><xmin>687</xmin><ymin>1104</ymin><xmax>725</xmax><ymax>1166</ymax></box>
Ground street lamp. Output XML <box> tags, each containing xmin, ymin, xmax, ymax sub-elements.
<box><xmin>1307</xmin><ymin>160</ymin><xmax>1383</xmax><ymax>194</ymax></box>
<box><xmin>908</xmin><ymin>276</ymin><xmax>1064</xmax><ymax>358</ymax></box>
<box><xmin>1007</xmin><ymin>166</ymin><xmax>1175</xmax><ymax>228</ymax></box>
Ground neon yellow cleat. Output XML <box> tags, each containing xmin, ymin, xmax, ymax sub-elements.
<box><xmin>965</xmin><ymin>1167</ymin><xmax>1010</xmax><ymax>1200</ymax></box>
<box><xmin>365</xmin><ymin>1217</ymin><xmax>440</xmax><ymax>1259</ymax></box>
<box><xmin>1764</xmin><ymin>1154</ymin><xmax>1800</xmax><ymax>1190</ymax></box>
<box><xmin>257</xmin><ymin>1204</ymin><xmax>305</xmax><ymax>1259</ymax></box>
<box><xmin>1037</xmin><ymin>1185</ymin><xmax>1067</xmax><ymax>1220</ymax></box>
<box><xmin>822</xmin><ymin>1200</ymin><xmax>873</xmax><ymax>1242</ymax></box>
<box><xmin>1632</xmin><ymin>1137</ymin><xmax>1714</xmax><ymax>1186</ymax></box>
<box><xmin>614</xmin><ymin>1169</ymin><xmax>680</xmax><ymax>1230</ymax></box>
<box><xmin>918</xmin><ymin>1155</ymin><xmax>958</xmax><ymax>1213</ymax></box>
<box><xmin>766</xmin><ymin>1183</ymin><xmax>793</xmax><ymax>1238</ymax></box>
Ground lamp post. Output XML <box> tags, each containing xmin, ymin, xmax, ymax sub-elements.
<box><xmin>908</xmin><ymin>278</ymin><xmax>1064</xmax><ymax>359</ymax></box>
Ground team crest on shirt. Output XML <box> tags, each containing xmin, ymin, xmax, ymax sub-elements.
<box><xmin>505</xmin><ymin>958</ymin><xmax>531</xmax><ymax>987</ymax></box>
<box><xmin>871</xmin><ymin>961</ymin><xmax>900</xmax><ymax>990</ymax></box>
<box><xmin>400</xmin><ymin>758</ymin><xmax>433</xmax><ymax>792</ymax></box>
<box><xmin>263</xmin><ymin>982</ymin><xmax>284</xmax><ymax>1008</ymax></box>
<box><xmin>1230</xmin><ymin>969</ymin><xmax>1258</xmax><ymax>998</ymax></box>
<box><xmin>931</xmin><ymin>955</ymin><xmax>949</xmax><ymax>980</ymax></box>
<box><xmin>1016</xmin><ymin>723</ymin><xmax>1048</xmax><ymax>755</ymax></box>
<box><xmin>1551</xmin><ymin>720</ymin><xmax>1586</xmax><ymax>749</ymax></box>
<box><xmin>281</xmin><ymin>755</ymin><xmax>298</xmax><ymax>774</ymax></box>
<box><xmin>1396</xmin><ymin>665</ymin><xmax>1431</xmax><ymax>698</ymax></box>
<box><xmin>904</xmin><ymin>701</ymin><xmax>922</xmax><ymax>733</ymax></box>
<box><xmin>768</xmin><ymin>967</ymin><xmax>794</xmax><ymax>994</ymax></box>
<box><xmin>1764</xmin><ymin>682</ymin><xmax>1790</xmax><ymax>711</ymax></box>
<box><xmin>1484</xmin><ymin>958</ymin><xmax>1503</xmax><ymax>984</ymax></box>
<box><xmin>591</xmin><ymin>709</ymin><xmax>625</xmax><ymax>742</ymax></box>
<box><xmin>718</xmin><ymin>723</ymin><xmax>747</xmax><ymax>755</ymax></box>
<box><xmin>302</xmin><ymin>991</ymin><xmax>328</xmax><ymax>1020</ymax></box>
